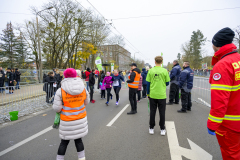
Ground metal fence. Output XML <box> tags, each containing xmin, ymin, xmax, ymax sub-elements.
<box><xmin>191</xmin><ymin>77</ymin><xmax>211</xmax><ymax>108</ymax></box>
<box><xmin>0</xmin><ymin>83</ymin><xmax>55</xmax><ymax>123</ymax></box>
<box><xmin>193</xmin><ymin>70</ymin><xmax>211</xmax><ymax>77</ymax></box>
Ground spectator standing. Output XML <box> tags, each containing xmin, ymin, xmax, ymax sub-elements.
<box><xmin>14</xmin><ymin>68</ymin><xmax>21</xmax><ymax>89</ymax></box>
<box><xmin>95</xmin><ymin>69</ymin><xmax>99</xmax><ymax>79</ymax></box>
<box><xmin>207</xmin><ymin>27</ymin><xmax>240</xmax><ymax>160</ymax></box>
<box><xmin>127</xmin><ymin>63</ymin><xmax>141</xmax><ymax>114</ymax></box>
<box><xmin>178</xmin><ymin>61</ymin><xmax>194</xmax><ymax>113</ymax></box>
<box><xmin>84</xmin><ymin>68</ymin><xmax>91</xmax><ymax>92</ymax></box>
<box><xmin>102</xmin><ymin>72</ymin><xmax>113</xmax><ymax>106</ymax></box>
<box><xmin>146</xmin><ymin>56</ymin><xmax>170</xmax><ymax>135</ymax></box>
<box><xmin>0</xmin><ymin>67</ymin><xmax>5</xmax><ymax>93</ymax></box>
<box><xmin>5</xmin><ymin>68</ymin><xmax>14</xmax><ymax>94</ymax></box>
<box><xmin>45</xmin><ymin>72</ymin><xmax>57</xmax><ymax>103</ymax></box>
<box><xmin>141</xmin><ymin>68</ymin><xmax>148</xmax><ymax>98</ymax></box>
<box><xmin>167</xmin><ymin>60</ymin><xmax>182</xmax><ymax>105</ymax></box>
<box><xmin>53</xmin><ymin>68</ymin><xmax>89</xmax><ymax>160</ymax></box>
<box><xmin>112</xmin><ymin>70</ymin><xmax>125</xmax><ymax>105</ymax></box>
<box><xmin>137</xmin><ymin>75</ymin><xmax>143</xmax><ymax>102</ymax></box>
<box><xmin>89</xmin><ymin>69</ymin><xmax>96</xmax><ymax>103</ymax></box>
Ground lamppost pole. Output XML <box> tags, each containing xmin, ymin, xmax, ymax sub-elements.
<box><xmin>36</xmin><ymin>7</ymin><xmax>53</xmax><ymax>83</ymax></box>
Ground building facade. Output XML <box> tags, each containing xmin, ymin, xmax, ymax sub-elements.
<box><xmin>97</xmin><ymin>45</ymin><xmax>132</xmax><ymax>71</ymax></box>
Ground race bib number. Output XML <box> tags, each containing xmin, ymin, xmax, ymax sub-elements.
<box><xmin>113</xmin><ymin>80</ymin><xmax>119</xmax><ymax>86</ymax></box>
<box><xmin>53</xmin><ymin>83</ymin><xmax>57</xmax><ymax>88</ymax></box>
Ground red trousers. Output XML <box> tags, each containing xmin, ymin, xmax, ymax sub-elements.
<box><xmin>216</xmin><ymin>126</ymin><xmax>240</xmax><ymax>160</ymax></box>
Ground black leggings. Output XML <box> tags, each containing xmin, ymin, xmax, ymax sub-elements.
<box><xmin>106</xmin><ymin>88</ymin><xmax>112</xmax><ymax>102</ymax></box>
<box><xmin>57</xmin><ymin>138</ymin><xmax>84</xmax><ymax>155</ymax></box>
<box><xmin>101</xmin><ymin>90</ymin><xmax>105</xmax><ymax>98</ymax></box>
<box><xmin>90</xmin><ymin>86</ymin><xmax>94</xmax><ymax>101</ymax></box>
<box><xmin>114</xmin><ymin>87</ymin><xmax>121</xmax><ymax>102</ymax></box>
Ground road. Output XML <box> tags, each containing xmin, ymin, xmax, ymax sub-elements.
<box><xmin>0</xmin><ymin>87</ymin><xmax>222</xmax><ymax>160</ymax></box>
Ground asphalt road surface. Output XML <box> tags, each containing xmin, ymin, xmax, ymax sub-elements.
<box><xmin>0</xmin><ymin>86</ymin><xmax>222</xmax><ymax>160</ymax></box>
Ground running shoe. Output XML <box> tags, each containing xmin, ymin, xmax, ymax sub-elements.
<box><xmin>149</xmin><ymin>128</ymin><xmax>154</xmax><ymax>135</ymax></box>
<box><xmin>161</xmin><ymin>129</ymin><xmax>166</xmax><ymax>136</ymax></box>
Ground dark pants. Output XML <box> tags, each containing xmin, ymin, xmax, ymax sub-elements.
<box><xmin>106</xmin><ymin>88</ymin><xmax>112</xmax><ymax>102</ymax></box>
<box><xmin>142</xmin><ymin>85</ymin><xmax>147</xmax><ymax>98</ymax></box>
<box><xmin>15</xmin><ymin>81</ymin><xmax>20</xmax><ymax>89</ymax></box>
<box><xmin>149</xmin><ymin>98</ymin><xmax>166</xmax><ymax>130</ymax></box>
<box><xmin>0</xmin><ymin>82</ymin><xmax>4</xmax><ymax>92</ymax></box>
<box><xmin>169</xmin><ymin>83</ymin><xmax>179</xmax><ymax>103</ymax></box>
<box><xmin>181</xmin><ymin>89</ymin><xmax>192</xmax><ymax>111</ymax></box>
<box><xmin>90</xmin><ymin>86</ymin><xmax>94</xmax><ymax>101</ymax></box>
<box><xmin>101</xmin><ymin>90</ymin><xmax>105</xmax><ymax>98</ymax></box>
<box><xmin>114</xmin><ymin>87</ymin><xmax>121</xmax><ymax>102</ymax></box>
<box><xmin>57</xmin><ymin>138</ymin><xmax>84</xmax><ymax>155</ymax></box>
<box><xmin>137</xmin><ymin>90</ymin><xmax>141</xmax><ymax>101</ymax></box>
<box><xmin>129</xmin><ymin>88</ymin><xmax>138</xmax><ymax>111</ymax></box>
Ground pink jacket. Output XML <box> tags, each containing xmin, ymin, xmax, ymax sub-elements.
<box><xmin>138</xmin><ymin>76</ymin><xmax>142</xmax><ymax>91</ymax></box>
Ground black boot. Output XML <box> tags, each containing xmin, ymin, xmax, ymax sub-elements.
<box><xmin>127</xmin><ymin>111</ymin><xmax>136</xmax><ymax>115</ymax></box>
<box><xmin>177</xmin><ymin>109</ymin><xmax>187</xmax><ymax>113</ymax></box>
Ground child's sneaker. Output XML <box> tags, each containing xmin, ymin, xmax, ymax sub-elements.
<box><xmin>105</xmin><ymin>101</ymin><xmax>109</xmax><ymax>106</ymax></box>
<box><xmin>137</xmin><ymin>100</ymin><xmax>140</xmax><ymax>102</ymax></box>
<box><xmin>116</xmin><ymin>102</ymin><xmax>119</xmax><ymax>105</ymax></box>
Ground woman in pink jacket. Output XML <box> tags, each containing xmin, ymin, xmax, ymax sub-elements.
<box><xmin>102</xmin><ymin>72</ymin><xmax>113</xmax><ymax>106</ymax></box>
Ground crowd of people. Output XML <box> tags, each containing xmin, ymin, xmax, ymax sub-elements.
<box><xmin>50</xmin><ymin>27</ymin><xmax>240</xmax><ymax>160</ymax></box>
<box><xmin>0</xmin><ymin>67</ymin><xmax>21</xmax><ymax>94</ymax></box>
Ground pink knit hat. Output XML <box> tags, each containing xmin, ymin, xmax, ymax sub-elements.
<box><xmin>63</xmin><ymin>68</ymin><xmax>77</xmax><ymax>78</ymax></box>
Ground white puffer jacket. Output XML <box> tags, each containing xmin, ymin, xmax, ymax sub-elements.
<box><xmin>53</xmin><ymin>78</ymin><xmax>90</xmax><ymax>140</ymax></box>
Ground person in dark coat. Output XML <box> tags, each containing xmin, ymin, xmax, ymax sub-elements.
<box><xmin>0</xmin><ymin>67</ymin><xmax>5</xmax><ymax>93</ymax></box>
<box><xmin>89</xmin><ymin>69</ymin><xmax>96</xmax><ymax>103</ymax></box>
<box><xmin>141</xmin><ymin>68</ymin><xmax>148</xmax><ymax>98</ymax></box>
<box><xmin>14</xmin><ymin>68</ymin><xmax>21</xmax><ymax>89</ymax></box>
<box><xmin>45</xmin><ymin>71</ymin><xmax>57</xmax><ymax>103</ymax></box>
<box><xmin>5</xmin><ymin>68</ymin><xmax>14</xmax><ymax>94</ymax></box>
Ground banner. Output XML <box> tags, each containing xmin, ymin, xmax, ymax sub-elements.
<box><xmin>95</xmin><ymin>56</ymin><xmax>102</xmax><ymax>70</ymax></box>
<box><xmin>111</xmin><ymin>63</ymin><xmax>114</xmax><ymax>72</ymax></box>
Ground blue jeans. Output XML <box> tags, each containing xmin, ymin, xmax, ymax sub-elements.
<box><xmin>86</xmin><ymin>82</ymin><xmax>89</xmax><ymax>92</ymax></box>
<box><xmin>15</xmin><ymin>81</ymin><xmax>20</xmax><ymax>89</ymax></box>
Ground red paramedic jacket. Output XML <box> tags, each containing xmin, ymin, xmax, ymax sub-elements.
<box><xmin>208</xmin><ymin>43</ymin><xmax>240</xmax><ymax>132</ymax></box>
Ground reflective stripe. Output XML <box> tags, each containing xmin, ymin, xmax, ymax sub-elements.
<box><xmin>215</xmin><ymin>132</ymin><xmax>223</xmax><ymax>136</ymax></box>
<box><xmin>129</xmin><ymin>84</ymin><xmax>139</xmax><ymax>86</ymax></box>
<box><xmin>208</xmin><ymin>114</ymin><xmax>223</xmax><ymax>123</ymax></box>
<box><xmin>62</xmin><ymin>109</ymin><xmax>86</xmax><ymax>116</ymax></box>
<box><xmin>224</xmin><ymin>115</ymin><xmax>240</xmax><ymax>121</ymax></box>
<box><xmin>63</xmin><ymin>104</ymin><xmax>85</xmax><ymax>111</ymax></box>
<box><xmin>134</xmin><ymin>81</ymin><xmax>139</xmax><ymax>82</ymax></box>
<box><xmin>211</xmin><ymin>84</ymin><xmax>240</xmax><ymax>91</ymax></box>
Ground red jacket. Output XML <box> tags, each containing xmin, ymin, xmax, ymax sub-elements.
<box><xmin>85</xmin><ymin>71</ymin><xmax>90</xmax><ymax>81</ymax></box>
<box><xmin>208</xmin><ymin>43</ymin><xmax>240</xmax><ymax>132</ymax></box>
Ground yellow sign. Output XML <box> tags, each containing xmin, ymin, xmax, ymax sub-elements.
<box><xmin>236</xmin><ymin>71</ymin><xmax>240</xmax><ymax>81</ymax></box>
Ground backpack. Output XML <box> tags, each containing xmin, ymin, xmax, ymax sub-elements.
<box><xmin>82</xmin><ymin>72</ymin><xmax>86</xmax><ymax>79</ymax></box>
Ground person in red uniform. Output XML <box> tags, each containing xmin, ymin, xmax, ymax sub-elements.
<box><xmin>207</xmin><ymin>27</ymin><xmax>240</xmax><ymax>160</ymax></box>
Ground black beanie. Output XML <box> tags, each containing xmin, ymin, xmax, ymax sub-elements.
<box><xmin>212</xmin><ymin>27</ymin><xmax>235</xmax><ymax>47</ymax></box>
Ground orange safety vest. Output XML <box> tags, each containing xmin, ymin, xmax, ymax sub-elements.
<box><xmin>61</xmin><ymin>88</ymin><xmax>87</xmax><ymax>121</ymax></box>
<box><xmin>128</xmin><ymin>71</ymin><xmax>141</xmax><ymax>89</ymax></box>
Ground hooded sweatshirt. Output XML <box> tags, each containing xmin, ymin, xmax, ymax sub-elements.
<box><xmin>141</xmin><ymin>68</ymin><xmax>148</xmax><ymax>85</ymax></box>
<box><xmin>102</xmin><ymin>76</ymin><xmax>113</xmax><ymax>88</ymax></box>
<box><xmin>53</xmin><ymin>78</ymin><xmax>90</xmax><ymax>140</ymax></box>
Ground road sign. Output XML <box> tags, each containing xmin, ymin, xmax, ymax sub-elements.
<box><xmin>111</xmin><ymin>63</ymin><xmax>114</xmax><ymax>72</ymax></box>
<box><xmin>166</xmin><ymin>121</ymin><xmax>212</xmax><ymax>160</ymax></box>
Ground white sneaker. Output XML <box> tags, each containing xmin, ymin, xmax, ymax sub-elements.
<box><xmin>149</xmin><ymin>128</ymin><xmax>154</xmax><ymax>135</ymax></box>
<box><xmin>161</xmin><ymin>129</ymin><xmax>166</xmax><ymax>136</ymax></box>
<box><xmin>79</xmin><ymin>157</ymin><xmax>85</xmax><ymax>160</ymax></box>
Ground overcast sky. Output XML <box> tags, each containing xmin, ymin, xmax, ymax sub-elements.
<box><xmin>1</xmin><ymin>0</ymin><xmax>240</xmax><ymax>67</ymax></box>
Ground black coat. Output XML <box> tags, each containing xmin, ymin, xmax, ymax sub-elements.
<box><xmin>44</xmin><ymin>76</ymin><xmax>57</xmax><ymax>93</ymax></box>
<box><xmin>0</xmin><ymin>70</ymin><xmax>5</xmax><ymax>83</ymax></box>
<box><xmin>15</xmin><ymin>71</ymin><xmax>21</xmax><ymax>81</ymax></box>
<box><xmin>89</xmin><ymin>73</ymin><xmax>95</xmax><ymax>86</ymax></box>
<box><xmin>6</xmin><ymin>72</ymin><xmax>14</xmax><ymax>86</ymax></box>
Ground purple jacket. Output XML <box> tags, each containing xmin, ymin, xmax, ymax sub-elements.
<box><xmin>102</xmin><ymin>76</ymin><xmax>113</xmax><ymax>88</ymax></box>
<box><xmin>138</xmin><ymin>76</ymin><xmax>142</xmax><ymax>91</ymax></box>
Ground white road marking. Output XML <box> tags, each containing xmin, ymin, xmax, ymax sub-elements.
<box><xmin>198</xmin><ymin>98</ymin><xmax>211</xmax><ymax>108</ymax></box>
<box><xmin>166</xmin><ymin>121</ymin><xmax>212</xmax><ymax>160</ymax></box>
<box><xmin>0</xmin><ymin>126</ymin><xmax>53</xmax><ymax>157</ymax></box>
<box><xmin>106</xmin><ymin>104</ymin><xmax>129</xmax><ymax>127</ymax></box>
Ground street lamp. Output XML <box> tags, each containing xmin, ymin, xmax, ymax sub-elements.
<box><xmin>36</xmin><ymin>6</ymin><xmax>53</xmax><ymax>82</ymax></box>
